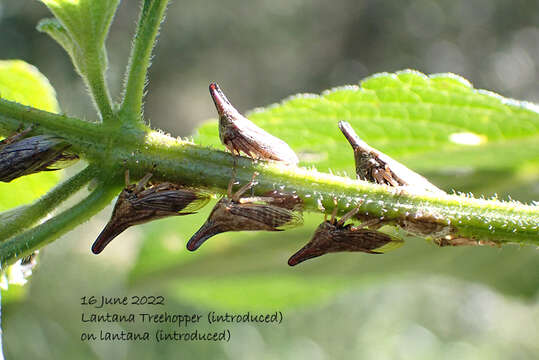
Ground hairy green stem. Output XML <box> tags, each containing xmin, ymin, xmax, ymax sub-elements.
<box><xmin>84</xmin><ymin>47</ymin><xmax>114</xmax><ymax>121</ymax></box>
<box><xmin>40</xmin><ymin>2</ymin><xmax>115</xmax><ymax>121</ymax></box>
<box><xmin>0</xmin><ymin>166</ymin><xmax>97</xmax><ymax>241</ymax></box>
<box><xmin>0</xmin><ymin>179</ymin><xmax>120</xmax><ymax>267</ymax></box>
<box><xmin>123</xmin><ymin>137</ymin><xmax>539</xmax><ymax>244</ymax></box>
<box><xmin>120</xmin><ymin>0</ymin><xmax>170</xmax><ymax>122</ymax></box>
<box><xmin>0</xmin><ymin>98</ymin><xmax>102</xmax><ymax>143</ymax></box>
<box><xmin>0</xmin><ymin>102</ymin><xmax>538</xmax><ymax>266</ymax></box>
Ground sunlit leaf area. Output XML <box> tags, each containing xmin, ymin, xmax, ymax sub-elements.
<box><xmin>0</xmin><ymin>60</ymin><xmax>62</xmax><ymax>211</ymax></box>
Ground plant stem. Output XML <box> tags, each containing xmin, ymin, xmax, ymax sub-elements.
<box><xmin>84</xmin><ymin>47</ymin><xmax>114</xmax><ymax>121</ymax></box>
<box><xmin>0</xmin><ymin>103</ymin><xmax>537</xmax><ymax>265</ymax></box>
<box><xmin>120</xmin><ymin>0</ymin><xmax>170</xmax><ymax>122</ymax></box>
<box><xmin>0</xmin><ymin>98</ymin><xmax>102</xmax><ymax>143</ymax></box>
<box><xmin>0</xmin><ymin>166</ymin><xmax>97</xmax><ymax>241</ymax></box>
<box><xmin>0</xmin><ymin>179</ymin><xmax>120</xmax><ymax>267</ymax></box>
<box><xmin>120</xmin><ymin>137</ymin><xmax>539</xmax><ymax>244</ymax></box>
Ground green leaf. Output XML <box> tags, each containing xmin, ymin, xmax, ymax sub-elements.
<box><xmin>37</xmin><ymin>0</ymin><xmax>119</xmax><ymax>118</ymax></box>
<box><xmin>0</xmin><ymin>60</ymin><xmax>61</xmax><ymax>211</ymax></box>
<box><xmin>39</xmin><ymin>0</ymin><xmax>119</xmax><ymax>48</ymax></box>
<box><xmin>196</xmin><ymin>70</ymin><xmax>539</xmax><ymax>174</ymax></box>
<box><xmin>0</xmin><ymin>61</ymin><xmax>60</xmax><ymax>296</ymax></box>
<box><xmin>0</xmin><ymin>60</ymin><xmax>58</xmax><ymax>113</ymax></box>
<box><xmin>129</xmin><ymin>70</ymin><xmax>539</xmax><ymax>309</ymax></box>
<box><xmin>37</xmin><ymin>0</ymin><xmax>119</xmax><ymax>76</ymax></box>
<box><xmin>36</xmin><ymin>18</ymin><xmax>83</xmax><ymax>75</ymax></box>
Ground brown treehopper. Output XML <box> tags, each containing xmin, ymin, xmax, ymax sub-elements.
<box><xmin>0</xmin><ymin>134</ymin><xmax>78</xmax><ymax>182</ymax></box>
<box><xmin>209</xmin><ymin>83</ymin><xmax>299</xmax><ymax>165</ymax></box>
<box><xmin>187</xmin><ymin>173</ymin><xmax>303</xmax><ymax>251</ymax></box>
<box><xmin>92</xmin><ymin>172</ymin><xmax>210</xmax><ymax>254</ymax></box>
<box><xmin>338</xmin><ymin>121</ymin><xmax>442</xmax><ymax>193</ymax></box>
<box><xmin>288</xmin><ymin>205</ymin><xmax>401</xmax><ymax>266</ymax></box>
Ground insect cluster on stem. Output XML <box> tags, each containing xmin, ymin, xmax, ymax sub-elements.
<box><xmin>338</xmin><ymin>120</ymin><xmax>485</xmax><ymax>247</ymax></box>
<box><xmin>0</xmin><ymin>83</ymin><xmax>483</xmax><ymax>267</ymax></box>
<box><xmin>92</xmin><ymin>84</ymin><xmax>474</xmax><ymax>263</ymax></box>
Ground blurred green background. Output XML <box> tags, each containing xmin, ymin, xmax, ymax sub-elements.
<box><xmin>1</xmin><ymin>0</ymin><xmax>538</xmax><ymax>359</ymax></box>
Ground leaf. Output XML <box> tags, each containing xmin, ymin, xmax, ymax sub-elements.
<box><xmin>0</xmin><ymin>60</ymin><xmax>62</xmax><ymax>211</ymax></box>
<box><xmin>36</xmin><ymin>18</ymin><xmax>84</xmax><ymax>75</ymax></box>
<box><xmin>39</xmin><ymin>0</ymin><xmax>119</xmax><ymax>46</ymax></box>
<box><xmin>0</xmin><ymin>61</ymin><xmax>60</xmax><ymax>298</ymax></box>
<box><xmin>129</xmin><ymin>71</ymin><xmax>539</xmax><ymax>309</ymax></box>
<box><xmin>37</xmin><ymin>0</ymin><xmax>120</xmax><ymax>84</ymax></box>
<box><xmin>195</xmin><ymin>70</ymin><xmax>539</xmax><ymax>175</ymax></box>
<box><xmin>0</xmin><ymin>60</ymin><xmax>58</xmax><ymax>113</ymax></box>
